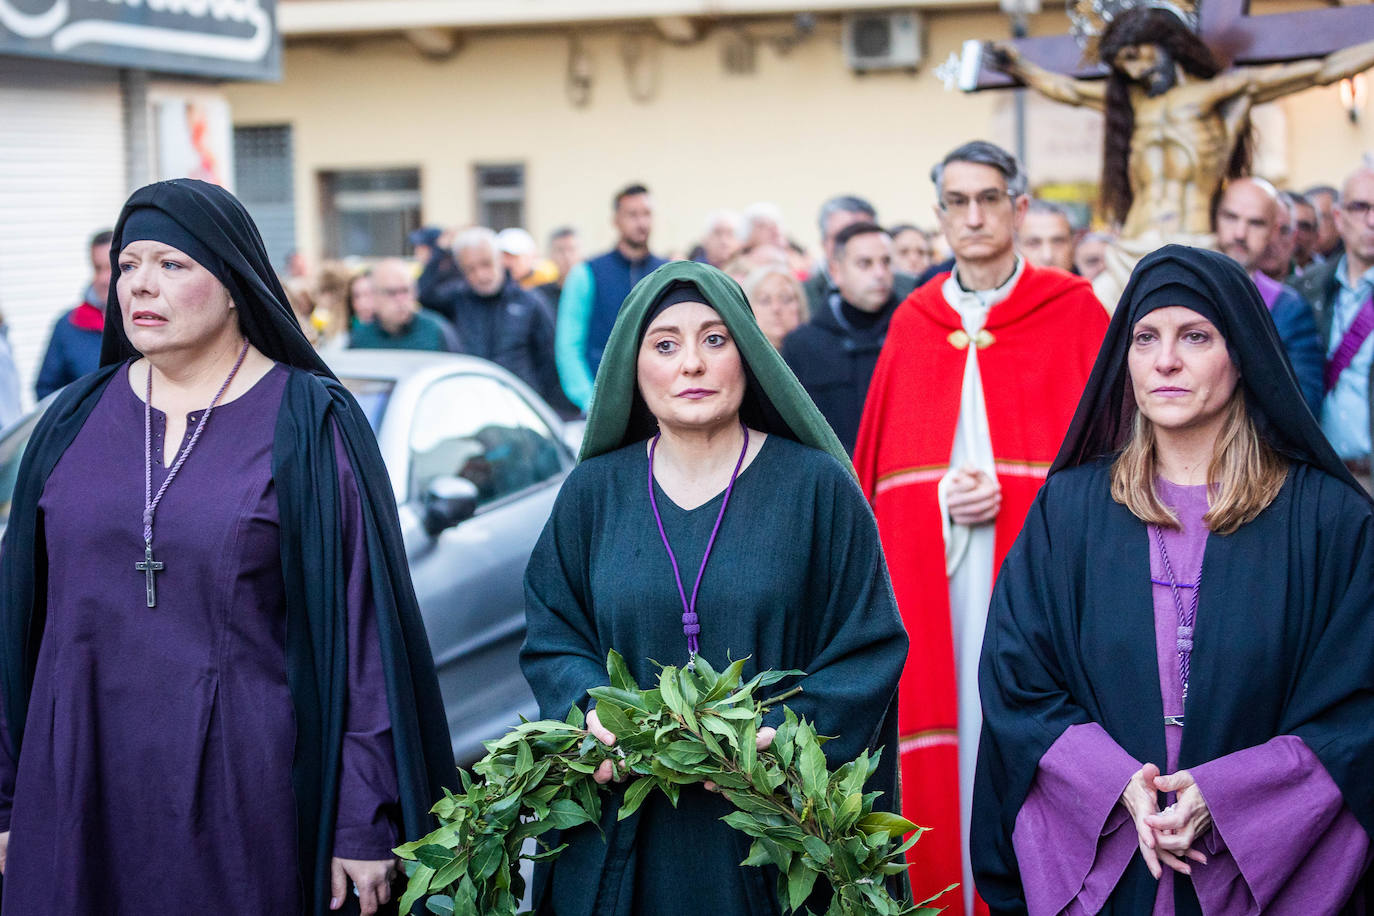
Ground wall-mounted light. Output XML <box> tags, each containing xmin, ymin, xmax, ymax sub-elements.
<box><xmin>1340</xmin><ymin>74</ymin><xmax>1367</xmax><ymax>124</ymax></box>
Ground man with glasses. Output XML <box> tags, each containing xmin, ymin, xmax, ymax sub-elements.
<box><xmin>1297</xmin><ymin>167</ymin><xmax>1374</xmax><ymax>489</ymax></box>
<box><xmin>349</xmin><ymin>258</ymin><xmax>460</xmax><ymax>352</ymax></box>
<box><xmin>854</xmin><ymin>140</ymin><xmax>1108</xmax><ymax>916</ymax></box>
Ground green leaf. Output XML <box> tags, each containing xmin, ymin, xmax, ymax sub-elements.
<box><xmin>425</xmin><ymin>895</ymin><xmax>455</xmax><ymax>915</ymax></box>
<box><xmin>618</xmin><ymin>776</ymin><xmax>658</xmax><ymax>820</ymax></box>
<box><xmin>591</xmin><ymin>701</ymin><xmax>634</xmax><ymax>741</ymax></box>
<box><xmin>471</xmin><ymin>837</ymin><xmax>505</xmax><ymax>881</ymax></box>
<box><xmin>786</xmin><ymin>858</ymin><xmax>819</xmax><ymax>912</ymax></box>
<box><xmin>398</xmin><ymin>863</ymin><xmax>435</xmax><ymax>914</ymax></box>
<box><xmin>414</xmin><ymin>844</ymin><xmax>457</xmax><ymax>870</ymax></box>
<box><xmin>515</xmin><ymin>739</ymin><xmax>533</xmax><ymax>774</ymax></box>
<box><xmin>704</xmin><ymin>657</ymin><xmax>746</xmax><ymax>702</ymax></box>
<box><xmin>607</xmin><ymin>649</ymin><xmax>640</xmax><ymax>692</ymax></box>
<box><xmin>799</xmin><ymin>741</ymin><xmax>828</xmax><ymax>801</ymax></box>
<box><xmin>802</xmin><ymin>835</ymin><xmax>832</xmax><ymax>865</ymax></box>
<box><xmin>548</xmin><ymin>798</ymin><xmax>594</xmax><ymax>830</ymax></box>
<box><xmin>564</xmin><ymin>703</ymin><xmax>585</xmax><ymax>729</ymax></box>
<box><xmin>857</xmin><ymin>811</ymin><xmax>921</xmax><ymax>836</ymax></box>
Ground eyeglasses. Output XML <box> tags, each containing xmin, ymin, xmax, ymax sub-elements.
<box><xmin>1341</xmin><ymin>200</ymin><xmax>1374</xmax><ymax>219</ymax></box>
<box><xmin>938</xmin><ymin>189</ymin><xmax>1017</xmax><ymax>215</ymax></box>
<box><xmin>376</xmin><ymin>285</ymin><xmax>413</xmax><ymax>298</ymax></box>
<box><xmin>1295</xmin><ymin>219</ymin><xmax>1318</xmax><ymax>233</ymax></box>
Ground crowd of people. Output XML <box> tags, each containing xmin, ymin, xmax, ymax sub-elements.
<box><xmin>9</xmin><ymin>135</ymin><xmax>1374</xmax><ymax>916</ymax></box>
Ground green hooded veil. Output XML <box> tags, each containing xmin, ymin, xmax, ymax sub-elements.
<box><xmin>577</xmin><ymin>260</ymin><xmax>852</xmax><ymax>470</ymax></box>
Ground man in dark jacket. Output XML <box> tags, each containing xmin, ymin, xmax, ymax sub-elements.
<box><xmin>1214</xmin><ymin>177</ymin><xmax>1325</xmax><ymax>415</ymax></box>
<box><xmin>36</xmin><ymin>229</ymin><xmax>112</xmax><ymax>399</ymax></box>
<box><xmin>427</xmin><ymin>227</ymin><xmax>574</xmax><ymax>416</ymax></box>
<box><xmin>1296</xmin><ymin>166</ymin><xmax>1374</xmax><ymax>486</ymax></box>
<box><xmin>782</xmin><ymin>221</ymin><xmax>898</xmax><ymax>453</ymax></box>
<box><xmin>803</xmin><ymin>196</ymin><xmax>917</xmax><ymax>316</ymax></box>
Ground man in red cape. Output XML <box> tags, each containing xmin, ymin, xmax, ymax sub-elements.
<box><xmin>855</xmin><ymin>141</ymin><xmax>1107</xmax><ymax>916</ymax></box>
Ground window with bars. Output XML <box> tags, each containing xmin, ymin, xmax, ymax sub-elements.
<box><xmin>474</xmin><ymin>163</ymin><xmax>525</xmax><ymax>231</ymax></box>
<box><xmin>233</xmin><ymin>125</ymin><xmax>296</xmax><ymax>270</ymax></box>
<box><xmin>319</xmin><ymin>168</ymin><xmax>422</xmax><ymax>259</ymax></box>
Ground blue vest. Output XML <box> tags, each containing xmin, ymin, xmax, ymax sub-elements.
<box><xmin>584</xmin><ymin>248</ymin><xmax>667</xmax><ymax>372</ymax></box>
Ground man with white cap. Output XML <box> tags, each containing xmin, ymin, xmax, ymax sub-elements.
<box><xmin>497</xmin><ymin>227</ymin><xmax>558</xmax><ymax>290</ymax></box>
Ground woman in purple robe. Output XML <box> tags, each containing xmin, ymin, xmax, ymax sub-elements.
<box><xmin>0</xmin><ymin>180</ymin><xmax>455</xmax><ymax>915</ymax></box>
<box><xmin>972</xmin><ymin>245</ymin><xmax>1374</xmax><ymax>914</ymax></box>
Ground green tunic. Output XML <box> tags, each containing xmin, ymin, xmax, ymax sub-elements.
<box><xmin>521</xmin><ymin>433</ymin><xmax>908</xmax><ymax>916</ymax></box>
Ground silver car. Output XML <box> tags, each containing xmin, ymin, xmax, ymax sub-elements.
<box><xmin>0</xmin><ymin>350</ymin><xmax>577</xmax><ymax>764</ymax></box>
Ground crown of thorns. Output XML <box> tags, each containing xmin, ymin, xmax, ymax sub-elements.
<box><xmin>1070</xmin><ymin>0</ymin><xmax>1199</xmax><ymax>62</ymax></box>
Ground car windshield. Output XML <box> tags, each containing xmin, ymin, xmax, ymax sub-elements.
<box><xmin>339</xmin><ymin>377</ymin><xmax>394</xmax><ymax>434</ymax></box>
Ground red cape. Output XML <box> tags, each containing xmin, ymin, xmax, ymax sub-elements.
<box><xmin>854</xmin><ymin>264</ymin><xmax>1107</xmax><ymax>914</ymax></box>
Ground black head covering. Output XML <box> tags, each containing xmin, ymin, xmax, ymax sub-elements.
<box><xmin>103</xmin><ymin>178</ymin><xmax>332</xmax><ymax>377</ymax></box>
<box><xmin>1050</xmin><ymin>244</ymin><xmax>1365</xmax><ymax>497</ymax></box>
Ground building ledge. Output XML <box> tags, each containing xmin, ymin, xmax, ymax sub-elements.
<box><xmin>278</xmin><ymin>0</ymin><xmax>992</xmax><ymax>36</ymax></box>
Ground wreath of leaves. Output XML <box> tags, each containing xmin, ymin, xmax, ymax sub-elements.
<box><xmin>395</xmin><ymin>651</ymin><xmax>955</xmax><ymax>916</ymax></box>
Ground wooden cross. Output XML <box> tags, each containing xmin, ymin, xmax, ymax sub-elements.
<box><xmin>973</xmin><ymin>0</ymin><xmax>1374</xmax><ymax>89</ymax></box>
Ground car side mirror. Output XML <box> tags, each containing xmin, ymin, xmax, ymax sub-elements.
<box><xmin>422</xmin><ymin>475</ymin><xmax>479</xmax><ymax>537</ymax></box>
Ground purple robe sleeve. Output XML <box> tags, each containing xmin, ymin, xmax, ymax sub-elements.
<box><xmin>330</xmin><ymin>424</ymin><xmax>402</xmax><ymax>860</ymax></box>
<box><xmin>1012</xmin><ymin>723</ymin><xmax>1144</xmax><ymax>916</ymax></box>
<box><xmin>1188</xmin><ymin>735</ymin><xmax>1369</xmax><ymax>914</ymax></box>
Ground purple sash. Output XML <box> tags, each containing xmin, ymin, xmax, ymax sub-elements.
<box><xmin>1252</xmin><ymin>270</ymin><xmax>1283</xmax><ymax>312</ymax></box>
<box><xmin>1325</xmin><ymin>294</ymin><xmax>1374</xmax><ymax>393</ymax></box>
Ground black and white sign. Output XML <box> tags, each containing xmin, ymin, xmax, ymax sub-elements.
<box><xmin>0</xmin><ymin>0</ymin><xmax>279</xmax><ymax>81</ymax></box>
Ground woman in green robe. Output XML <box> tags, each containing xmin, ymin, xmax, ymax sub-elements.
<box><xmin>520</xmin><ymin>260</ymin><xmax>909</xmax><ymax>916</ymax></box>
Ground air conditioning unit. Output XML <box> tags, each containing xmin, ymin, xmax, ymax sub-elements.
<box><xmin>843</xmin><ymin>11</ymin><xmax>925</xmax><ymax>72</ymax></box>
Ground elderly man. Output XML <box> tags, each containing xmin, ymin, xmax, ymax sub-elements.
<box><xmin>698</xmin><ymin>210</ymin><xmax>742</xmax><ymax>269</ymax></box>
<box><xmin>854</xmin><ymin>140</ymin><xmax>1107</xmax><ymax>916</ymax></box>
<box><xmin>781</xmin><ymin>222</ymin><xmax>898</xmax><ymax>453</ymax></box>
<box><xmin>348</xmin><ymin>258</ymin><xmax>458</xmax><ymax>352</ymax></box>
<box><xmin>1016</xmin><ymin>199</ymin><xmax>1075</xmax><ymax>272</ymax></box>
<box><xmin>803</xmin><ymin>195</ymin><xmax>919</xmax><ymax>315</ymax></box>
<box><xmin>1256</xmin><ymin>191</ymin><xmax>1299</xmax><ymax>282</ymax></box>
<box><xmin>1214</xmin><ymin>177</ymin><xmax>1324</xmax><ymax>413</ymax></box>
<box><xmin>426</xmin><ymin>227</ymin><xmax>563</xmax><ymax>409</ymax></box>
<box><xmin>555</xmin><ymin>183</ymin><xmax>667</xmax><ymax>412</ymax></box>
<box><xmin>36</xmin><ymin>229</ymin><xmax>113</xmax><ymax>399</ymax></box>
<box><xmin>1297</xmin><ymin>167</ymin><xmax>1374</xmax><ymax>488</ymax></box>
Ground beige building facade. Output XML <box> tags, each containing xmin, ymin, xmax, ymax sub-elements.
<box><xmin>230</xmin><ymin>1</ymin><xmax>1374</xmax><ymax>260</ymax></box>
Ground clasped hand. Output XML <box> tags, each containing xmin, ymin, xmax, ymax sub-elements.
<box><xmin>586</xmin><ymin>708</ymin><xmax>775</xmax><ymax>791</ymax></box>
<box><xmin>946</xmin><ymin>467</ymin><xmax>1001</xmax><ymax>526</ymax></box>
<box><xmin>1120</xmin><ymin>764</ymin><xmax>1213</xmax><ymax>879</ymax></box>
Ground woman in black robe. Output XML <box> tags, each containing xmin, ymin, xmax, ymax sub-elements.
<box><xmin>0</xmin><ymin>179</ymin><xmax>455</xmax><ymax>915</ymax></box>
<box><xmin>520</xmin><ymin>260</ymin><xmax>909</xmax><ymax>916</ymax></box>
<box><xmin>972</xmin><ymin>245</ymin><xmax>1374</xmax><ymax>914</ymax></box>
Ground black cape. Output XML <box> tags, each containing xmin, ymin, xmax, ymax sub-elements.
<box><xmin>0</xmin><ymin>179</ymin><xmax>456</xmax><ymax>916</ymax></box>
<box><xmin>971</xmin><ymin>246</ymin><xmax>1374</xmax><ymax>914</ymax></box>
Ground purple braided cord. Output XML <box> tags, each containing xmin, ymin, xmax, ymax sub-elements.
<box><xmin>648</xmin><ymin>422</ymin><xmax>749</xmax><ymax>662</ymax></box>
<box><xmin>1152</xmin><ymin>524</ymin><xmax>1200</xmax><ymax>705</ymax></box>
<box><xmin>143</xmin><ymin>340</ymin><xmax>251</xmax><ymax>545</ymax></box>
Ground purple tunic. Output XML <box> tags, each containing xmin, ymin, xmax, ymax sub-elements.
<box><xmin>0</xmin><ymin>363</ymin><xmax>400</xmax><ymax>914</ymax></box>
<box><xmin>1013</xmin><ymin>479</ymin><xmax>1369</xmax><ymax>914</ymax></box>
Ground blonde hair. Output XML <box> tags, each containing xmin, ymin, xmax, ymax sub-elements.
<box><xmin>1110</xmin><ymin>392</ymin><xmax>1288</xmax><ymax>535</ymax></box>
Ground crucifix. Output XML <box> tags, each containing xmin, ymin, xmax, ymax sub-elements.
<box><xmin>946</xmin><ymin>0</ymin><xmax>1374</xmax><ymax>242</ymax></box>
<box><xmin>135</xmin><ymin>540</ymin><xmax>164</xmax><ymax>608</ymax></box>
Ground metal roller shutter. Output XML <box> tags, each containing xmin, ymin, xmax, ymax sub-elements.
<box><xmin>0</xmin><ymin>57</ymin><xmax>127</xmax><ymax>407</ymax></box>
